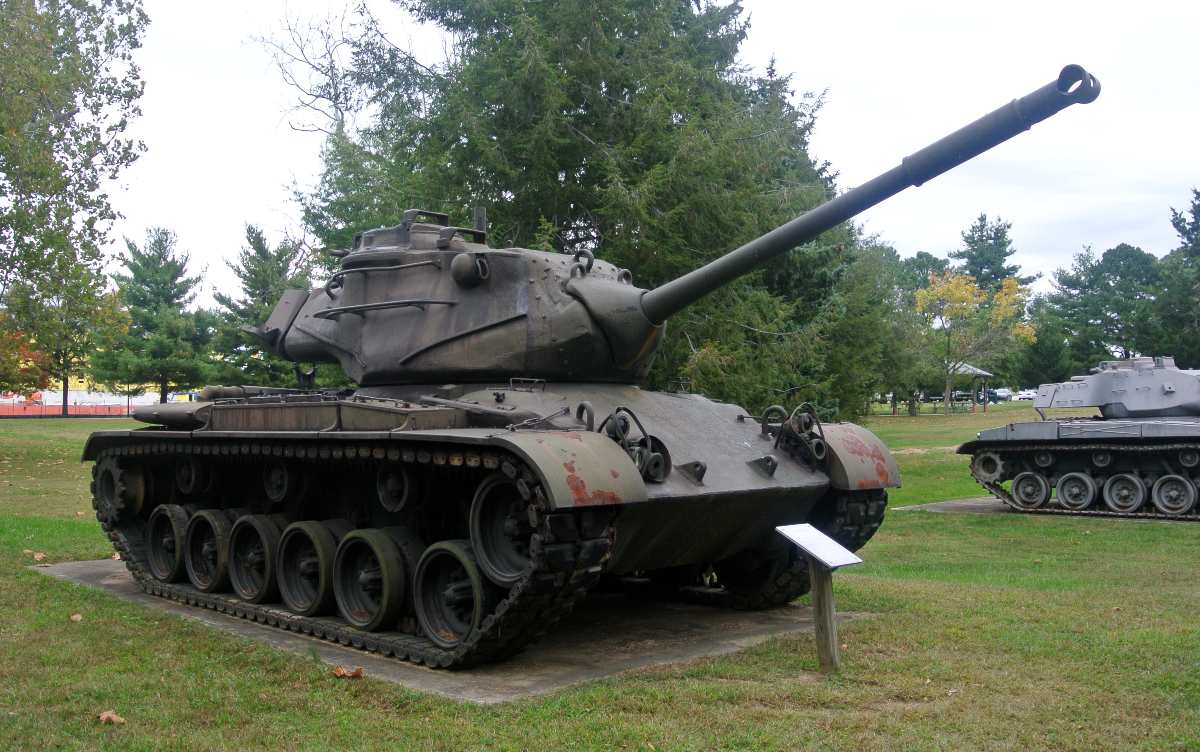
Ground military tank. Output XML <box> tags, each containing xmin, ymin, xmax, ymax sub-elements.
<box><xmin>960</xmin><ymin>356</ymin><xmax>1200</xmax><ymax>519</ymax></box>
<box><xmin>85</xmin><ymin>65</ymin><xmax>1100</xmax><ymax>667</ymax></box>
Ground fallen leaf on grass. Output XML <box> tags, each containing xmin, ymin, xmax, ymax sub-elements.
<box><xmin>32</xmin><ymin>552</ymin><xmax>46</xmax><ymax>562</ymax></box>
<box><xmin>22</xmin><ymin>549</ymin><xmax>32</xmax><ymax>555</ymax></box>
<box><xmin>111</xmin><ymin>553</ymin><xmax>122</xmax><ymax>561</ymax></box>
<box><xmin>70</xmin><ymin>613</ymin><xmax>83</xmax><ymax>623</ymax></box>
<box><xmin>97</xmin><ymin>710</ymin><xmax>125</xmax><ymax>725</ymax></box>
<box><xmin>332</xmin><ymin>665</ymin><xmax>364</xmax><ymax>679</ymax></box>
<box><xmin>76</xmin><ymin>511</ymin><xmax>86</xmax><ymax>517</ymax></box>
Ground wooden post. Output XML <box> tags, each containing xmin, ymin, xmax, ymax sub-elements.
<box><xmin>807</xmin><ymin>556</ymin><xmax>839</xmax><ymax>674</ymax></box>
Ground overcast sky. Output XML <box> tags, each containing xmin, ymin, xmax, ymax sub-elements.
<box><xmin>109</xmin><ymin>1</ymin><xmax>1200</xmax><ymax>305</ymax></box>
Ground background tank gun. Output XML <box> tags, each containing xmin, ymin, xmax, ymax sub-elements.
<box><xmin>256</xmin><ymin>65</ymin><xmax>1101</xmax><ymax>387</ymax></box>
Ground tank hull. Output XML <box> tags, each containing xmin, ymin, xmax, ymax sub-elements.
<box><xmin>959</xmin><ymin>418</ymin><xmax>1200</xmax><ymax>519</ymax></box>
<box><xmin>85</xmin><ymin>383</ymin><xmax>896</xmax><ymax>667</ymax></box>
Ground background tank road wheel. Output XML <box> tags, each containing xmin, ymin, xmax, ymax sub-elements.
<box><xmin>1150</xmin><ymin>475</ymin><xmax>1197</xmax><ymax>516</ymax></box>
<box><xmin>184</xmin><ymin>510</ymin><xmax>234</xmax><ymax>593</ymax></box>
<box><xmin>1055</xmin><ymin>472</ymin><xmax>1097</xmax><ymax>511</ymax></box>
<box><xmin>1010</xmin><ymin>472</ymin><xmax>1051</xmax><ymax>510</ymax></box>
<box><xmin>469</xmin><ymin>474</ymin><xmax>534</xmax><ymax>587</ymax></box>
<box><xmin>414</xmin><ymin>540</ymin><xmax>499</xmax><ymax>650</ymax></box>
<box><xmin>229</xmin><ymin>515</ymin><xmax>283</xmax><ymax>603</ymax></box>
<box><xmin>712</xmin><ymin>535</ymin><xmax>810</xmax><ymax>611</ymax></box>
<box><xmin>146</xmin><ymin>504</ymin><xmax>189</xmax><ymax>583</ymax></box>
<box><xmin>1103</xmin><ymin>473</ymin><xmax>1146</xmax><ymax>513</ymax></box>
<box><xmin>334</xmin><ymin>528</ymin><xmax>408</xmax><ymax>631</ymax></box>
<box><xmin>278</xmin><ymin>520</ymin><xmax>350</xmax><ymax>616</ymax></box>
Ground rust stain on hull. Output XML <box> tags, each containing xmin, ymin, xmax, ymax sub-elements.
<box><xmin>563</xmin><ymin>461</ymin><xmax>623</xmax><ymax>506</ymax></box>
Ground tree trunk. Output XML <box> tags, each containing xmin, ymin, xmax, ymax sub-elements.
<box><xmin>159</xmin><ymin>382</ymin><xmax>168</xmax><ymax>404</ymax></box>
<box><xmin>61</xmin><ymin>374</ymin><xmax>69</xmax><ymax>417</ymax></box>
<box><xmin>943</xmin><ymin>373</ymin><xmax>953</xmax><ymax>415</ymax></box>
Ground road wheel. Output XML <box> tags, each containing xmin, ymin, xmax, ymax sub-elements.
<box><xmin>146</xmin><ymin>504</ymin><xmax>189</xmax><ymax>582</ymax></box>
<box><xmin>229</xmin><ymin>515</ymin><xmax>283</xmax><ymax>603</ymax></box>
<box><xmin>184</xmin><ymin>510</ymin><xmax>234</xmax><ymax>592</ymax></box>
<box><xmin>414</xmin><ymin>540</ymin><xmax>498</xmax><ymax>649</ymax></box>
<box><xmin>278</xmin><ymin>520</ymin><xmax>349</xmax><ymax>615</ymax></box>
<box><xmin>334</xmin><ymin>528</ymin><xmax>407</xmax><ymax>631</ymax></box>
<box><xmin>1010</xmin><ymin>472</ymin><xmax>1050</xmax><ymax>510</ymax></box>
<box><xmin>1103</xmin><ymin>473</ymin><xmax>1146</xmax><ymax>513</ymax></box>
<box><xmin>1055</xmin><ymin>472</ymin><xmax>1097</xmax><ymax>511</ymax></box>
<box><xmin>1150</xmin><ymin>474</ymin><xmax>1197</xmax><ymax>516</ymax></box>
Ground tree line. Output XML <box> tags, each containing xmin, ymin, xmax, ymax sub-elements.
<box><xmin>2</xmin><ymin>0</ymin><xmax>1198</xmax><ymax>420</ymax></box>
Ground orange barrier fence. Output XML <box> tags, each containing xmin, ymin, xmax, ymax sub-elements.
<box><xmin>0</xmin><ymin>405</ymin><xmax>131</xmax><ymax>417</ymax></box>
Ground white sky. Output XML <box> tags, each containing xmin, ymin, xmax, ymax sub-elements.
<box><xmin>109</xmin><ymin>1</ymin><xmax>1200</xmax><ymax>305</ymax></box>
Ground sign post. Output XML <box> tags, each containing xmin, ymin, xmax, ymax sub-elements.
<box><xmin>775</xmin><ymin>523</ymin><xmax>863</xmax><ymax>674</ymax></box>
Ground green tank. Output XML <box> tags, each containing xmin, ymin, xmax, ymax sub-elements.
<box><xmin>85</xmin><ymin>65</ymin><xmax>1099</xmax><ymax>667</ymax></box>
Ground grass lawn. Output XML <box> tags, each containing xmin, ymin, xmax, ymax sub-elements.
<box><xmin>0</xmin><ymin>415</ymin><xmax>1196</xmax><ymax>750</ymax></box>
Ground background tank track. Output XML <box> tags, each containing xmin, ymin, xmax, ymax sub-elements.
<box><xmin>91</xmin><ymin>436</ymin><xmax>616</xmax><ymax>669</ymax></box>
<box><xmin>968</xmin><ymin>441</ymin><xmax>1200</xmax><ymax>521</ymax></box>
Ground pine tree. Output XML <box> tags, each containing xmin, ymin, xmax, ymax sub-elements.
<box><xmin>91</xmin><ymin>229</ymin><xmax>214</xmax><ymax>402</ymax></box>
<box><xmin>949</xmin><ymin>214</ymin><xmax>1036</xmax><ymax>291</ymax></box>
<box><xmin>211</xmin><ymin>225</ymin><xmax>312</xmax><ymax>386</ymax></box>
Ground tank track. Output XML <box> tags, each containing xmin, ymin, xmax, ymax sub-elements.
<box><xmin>968</xmin><ymin>441</ymin><xmax>1200</xmax><ymax>521</ymax></box>
<box><xmin>91</xmin><ymin>437</ymin><xmax>616</xmax><ymax>668</ymax></box>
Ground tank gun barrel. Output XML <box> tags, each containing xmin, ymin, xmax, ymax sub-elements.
<box><xmin>639</xmin><ymin>64</ymin><xmax>1100</xmax><ymax>325</ymax></box>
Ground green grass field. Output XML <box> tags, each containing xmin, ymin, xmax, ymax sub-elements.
<box><xmin>0</xmin><ymin>414</ymin><xmax>1196</xmax><ymax>750</ymax></box>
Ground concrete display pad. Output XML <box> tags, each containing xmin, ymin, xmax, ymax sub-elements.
<box><xmin>893</xmin><ymin>497</ymin><xmax>1012</xmax><ymax>514</ymax></box>
<box><xmin>38</xmin><ymin>559</ymin><xmax>859</xmax><ymax>704</ymax></box>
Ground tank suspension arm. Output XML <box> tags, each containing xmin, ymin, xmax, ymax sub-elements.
<box><xmin>639</xmin><ymin>64</ymin><xmax>1100</xmax><ymax>324</ymax></box>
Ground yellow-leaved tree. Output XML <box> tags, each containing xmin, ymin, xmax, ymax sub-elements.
<box><xmin>915</xmin><ymin>273</ymin><xmax>1035</xmax><ymax>412</ymax></box>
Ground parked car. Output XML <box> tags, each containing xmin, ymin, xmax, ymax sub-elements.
<box><xmin>1016</xmin><ymin>389</ymin><xmax>1038</xmax><ymax>400</ymax></box>
<box><xmin>994</xmin><ymin>387</ymin><xmax>1013</xmax><ymax>401</ymax></box>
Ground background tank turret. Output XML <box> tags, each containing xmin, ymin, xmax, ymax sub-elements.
<box><xmin>960</xmin><ymin>356</ymin><xmax>1200</xmax><ymax>518</ymax></box>
<box><xmin>85</xmin><ymin>65</ymin><xmax>1100</xmax><ymax>667</ymax></box>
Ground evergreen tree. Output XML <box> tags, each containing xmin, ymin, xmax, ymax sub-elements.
<box><xmin>1152</xmin><ymin>191</ymin><xmax>1200</xmax><ymax>367</ymax></box>
<box><xmin>211</xmin><ymin>225</ymin><xmax>311</xmax><ymax>386</ymax></box>
<box><xmin>91</xmin><ymin>229</ymin><xmax>214</xmax><ymax>402</ymax></box>
<box><xmin>1012</xmin><ymin>298</ymin><xmax>1072</xmax><ymax>387</ymax></box>
<box><xmin>277</xmin><ymin>0</ymin><xmax>873</xmax><ymax>416</ymax></box>
<box><xmin>949</xmin><ymin>214</ymin><xmax>1036</xmax><ymax>291</ymax></box>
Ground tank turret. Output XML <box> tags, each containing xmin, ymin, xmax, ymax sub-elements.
<box><xmin>256</xmin><ymin>65</ymin><xmax>1100</xmax><ymax>386</ymax></box>
<box><xmin>1035</xmin><ymin>356</ymin><xmax>1200</xmax><ymax>418</ymax></box>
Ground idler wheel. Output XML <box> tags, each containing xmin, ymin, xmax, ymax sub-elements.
<box><xmin>146</xmin><ymin>504</ymin><xmax>189</xmax><ymax>582</ymax></box>
<box><xmin>414</xmin><ymin>540</ymin><xmax>497</xmax><ymax>649</ymax></box>
<box><xmin>1010</xmin><ymin>472</ymin><xmax>1051</xmax><ymax>510</ymax></box>
<box><xmin>229</xmin><ymin>515</ymin><xmax>283</xmax><ymax>603</ymax></box>
<box><xmin>1102</xmin><ymin>473</ymin><xmax>1146</xmax><ymax>513</ymax></box>
<box><xmin>333</xmin><ymin>529</ymin><xmax>408</xmax><ymax>631</ymax></box>
<box><xmin>1055</xmin><ymin>472</ymin><xmax>1097</xmax><ymax>511</ymax></box>
<box><xmin>278</xmin><ymin>520</ymin><xmax>351</xmax><ymax>616</ymax></box>
<box><xmin>184</xmin><ymin>510</ymin><xmax>234</xmax><ymax>592</ymax></box>
<box><xmin>1179</xmin><ymin>449</ymin><xmax>1200</xmax><ymax>469</ymax></box>
<box><xmin>971</xmin><ymin>452</ymin><xmax>1005</xmax><ymax>483</ymax></box>
<box><xmin>469</xmin><ymin>474</ymin><xmax>533</xmax><ymax>587</ymax></box>
<box><xmin>92</xmin><ymin>456</ymin><xmax>145</xmax><ymax>524</ymax></box>
<box><xmin>1150</xmin><ymin>475</ymin><xmax>1197</xmax><ymax>516</ymax></box>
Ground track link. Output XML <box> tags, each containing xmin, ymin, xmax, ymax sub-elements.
<box><xmin>968</xmin><ymin>441</ymin><xmax>1200</xmax><ymax>521</ymax></box>
<box><xmin>92</xmin><ymin>437</ymin><xmax>615</xmax><ymax>668</ymax></box>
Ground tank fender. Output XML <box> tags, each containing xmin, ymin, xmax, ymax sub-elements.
<box><xmin>495</xmin><ymin>430</ymin><xmax>647</xmax><ymax>509</ymax></box>
<box><xmin>821</xmin><ymin>423</ymin><xmax>901</xmax><ymax>490</ymax></box>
